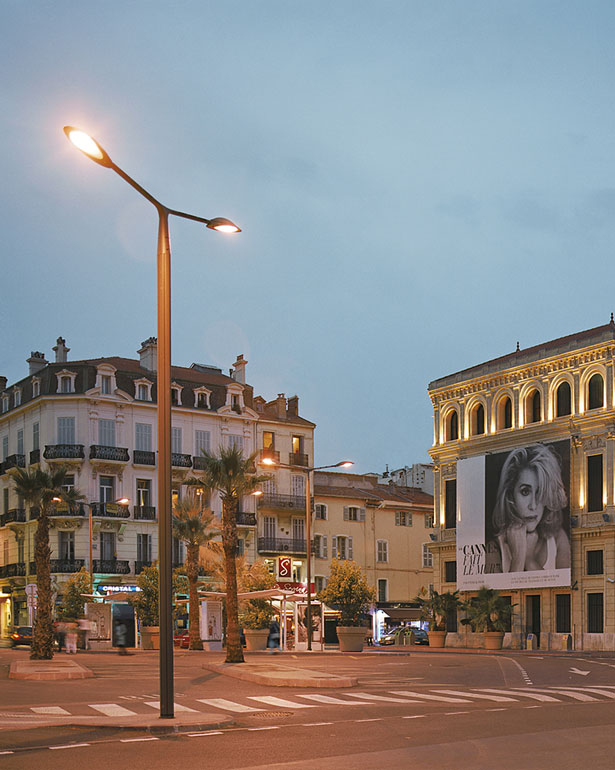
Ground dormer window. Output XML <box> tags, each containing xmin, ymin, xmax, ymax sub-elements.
<box><xmin>194</xmin><ymin>387</ymin><xmax>212</xmax><ymax>409</ymax></box>
<box><xmin>32</xmin><ymin>378</ymin><xmax>40</xmax><ymax>398</ymax></box>
<box><xmin>56</xmin><ymin>370</ymin><xmax>77</xmax><ymax>394</ymax></box>
<box><xmin>94</xmin><ymin>365</ymin><xmax>117</xmax><ymax>396</ymax></box>
<box><xmin>1</xmin><ymin>395</ymin><xmax>8</xmax><ymax>414</ymax></box>
<box><xmin>101</xmin><ymin>375</ymin><xmax>111</xmax><ymax>394</ymax></box>
<box><xmin>13</xmin><ymin>389</ymin><xmax>21</xmax><ymax>407</ymax></box>
<box><xmin>225</xmin><ymin>383</ymin><xmax>244</xmax><ymax>412</ymax></box>
<box><xmin>171</xmin><ymin>384</ymin><xmax>182</xmax><ymax>406</ymax></box>
<box><xmin>134</xmin><ymin>378</ymin><xmax>152</xmax><ymax>402</ymax></box>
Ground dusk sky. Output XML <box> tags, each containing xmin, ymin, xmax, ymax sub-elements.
<box><xmin>2</xmin><ymin>1</ymin><xmax>615</xmax><ymax>474</ymax></box>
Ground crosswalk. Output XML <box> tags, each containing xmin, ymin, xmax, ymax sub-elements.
<box><xmin>20</xmin><ymin>685</ymin><xmax>615</xmax><ymax>719</ymax></box>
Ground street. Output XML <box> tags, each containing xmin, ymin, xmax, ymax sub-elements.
<box><xmin>1</xmin><ymin>647</ymin><xmax>615</xmax><ymax>768</ymax></box>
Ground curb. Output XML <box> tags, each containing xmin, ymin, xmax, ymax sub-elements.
<box><xmin>9</xmin><ymin>659</ymin><xmax>94</xmax><ymax>680</ymax></box>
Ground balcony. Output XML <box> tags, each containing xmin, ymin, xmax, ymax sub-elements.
<box><xmin>257</xmin><ymin>537</ymin><xmax>306</xmax><ymax>555</ymax></box>
<box><xmin>29</xmin><ymin>449</ymin><xmax>40</xmax><ymax>465</ymax></box>
<box><xmin>134</xmin><ymin>506</ymin><xmax>157</xmax><ymax>521</ymax></box>
<box><xmin>192</xmin><ymin>455</ymin><xmax>207</xmax><ymax>471</ymax></box>
<box><xmin>3</xmin><ymin>454</ymin><xmax>26</xmax><ymax>472</ymax></box>
<box><xmin>571</xmin><ymin>512</ymin><xmax>614</xmax><ymax>528</ymax></box>
<box><xmin>89</xmin><ymin>445</ymin><xmax>130</xmax><ymax>462</ymax></box>
<box><xmin>90</xmin><ymin>502</ymin><xmax>131</xmax><ymax>519</ymax></box>
<box><xmin>44</xmin><ymin>444</ymin><xmax>85</xmax><ymax>461</ymax></box>
<box><xmin>50</xmin><ymin>503</ymin><xmax>86</xmax><ymax>517</ymax></box>
<box><xmin>0</xmin><ymin>563</ymin><xmax>26</xmax><ymax>578</ymax></box>
<box><xmin>258</xmin><ymin>493</ymin><xmax>306</xmax><ymax>511</ymax></box>
<box><xmin>135</xmin><ymin>560</ymin><xmax>153</xmax><ymax>574</ymax></box>
<box><xmin>50</xmin><ymin>558</ymin><xmax>86</xmax><ymax>573</ymax></box>
<box><xmin>288</xmin><ymin>452</ymin><xmax>309</xmax><ymax>467</ymax></box>
<box><xmin>260</xmin><ymin>449</ymin><xmax>280</xmax><ymax>464</ymax></box>
<box><xmin>0</xmin><ymin>509</ymin><xmax>26</xmax><ymax>526</ymax></box>
<box><xmin>236</xmin><ymin>512</ymin><xmax>257</xmax><ymax>526</ymax></box>
<box><xmin>172</xmin><ymin>453</ymin><xmax>192</xmax><ymax>468</ymax></box>
<box><xmin>93</xmin><ymin>559</ymin><xmax>130</xmax><ymax>574</ymax></box>
<box><xmin>133</xmin><ymin>450</ymin><xmax>156</xmax><ymax>466</ymax></box>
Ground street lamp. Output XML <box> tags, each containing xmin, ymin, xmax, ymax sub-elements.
<box><xmin>260</xmin><ymin>457</ymin><xmax>353</xmax><ymax>650</ymax></box>
<box><xmin>64</xmin><ymin>127</ymin><xmax>240</xmax><ymax>719</ymax></box>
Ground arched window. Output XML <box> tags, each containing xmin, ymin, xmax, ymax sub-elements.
<box><xmin>447</xmin><ymin>411</ymin><xmax>459</xmax><ymax>441</ymax></box>
<box><xmin>472</xmin><ymin>403</ymin><xmax>485</xmax><ymax>436</ymax></box>
<box><xmin>498</xmin><ymin>396</ymin><xmax>512</xmax><ymax>429</ymax></box>
<box><xmin>588</xmin><ymin>374</ymin><xmax>604</xmax><ymax>410</ymax></box>
<box><xmin>527</xmin><ymin>390</ymin><xmax>541</xmax><ymax>423</ymax></box>
<box><xmin>556</xmin><ymin>381</ymin><xmax>571</xmax><ymax>417</ymax></box>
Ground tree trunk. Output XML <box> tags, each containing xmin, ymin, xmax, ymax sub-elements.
<box><xmin>186</xmin><ymin>543</ymin><xmax>203</xmax><ymax>650</ymax></box>
<box><xmin>31</xmin><ymin>511</ymin><xmax>54</xmax><ymax>660</ymax></box>
<box><xmin>222</xmin><ymin>499</ymin><xmax>243</xmax><ymax>663</ymax></box>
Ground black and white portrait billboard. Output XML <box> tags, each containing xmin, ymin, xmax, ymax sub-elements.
<box><xmin>457</xmin><ymin>441</ymin><xmax>571</xmax><ymax>590</ymax></box>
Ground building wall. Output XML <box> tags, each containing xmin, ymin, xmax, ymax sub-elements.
<box><xmin>428</xmin><ymin>322</ymin><xmax>615</xmax><ymax>650</ymax></box>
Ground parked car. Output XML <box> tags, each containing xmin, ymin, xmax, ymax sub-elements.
<box><xmin>173</xmin><ymin>628</ymin><xmax>190</xmax><ymax>648</ymax></box>
<box><xmin>379</xmin><ymin>626</ymin><xmax>428</xmax><ymax>646</ymax></box>
<box><xmin>10</xmin><ymin>626</ymin><xmax>33</xmax><ymax>647</ymax></box>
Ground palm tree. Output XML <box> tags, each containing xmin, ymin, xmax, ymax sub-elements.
<box><xmin>193</xmin><ymin>445</ymin><xmax>268</xmax><ymax>663</ymax></box>
<box><xmin>172</xmin><ymin>490</ymin><xmax>221</xmax><ymax>650</ymax></box>
<box><xmin>12</xmin><ymin>466</ymin><xmax>84</xmax><ymax>659</ymax></box>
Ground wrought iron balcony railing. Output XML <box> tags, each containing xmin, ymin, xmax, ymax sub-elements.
<box><xmin>134</xmin><ymin>506</ymin><xmax>157</xmax><ymax>521</ymax></box>
<box><xmin>0</xmin><ymin>563</ymin><xmax>26</xmax><ymax>578</ymax></box>
<box><xmin>93</xmin><ymin>559</ymin><xmax>131</xmax><ymax>574</ymax></box>
<box><xmin>3</xmin><ymin>454</ymin><xmax>26</xmax><ymax>471</ymax></box>
<box><xmin>288</xmin><ymin>452</ymin><xmax>309</xmax><ymax>467</ymax></box>
<box><xmin>50</xmin><ymin>558</ymin><xmax>86</xmax><ymax>573</ymax></box>
<box><xmin>89</xmin><ymin>445</ymin><xmax>130</xmax><ymax>462</ymax></box>
<box><xmin>90</xmin><ymin>502</ymin><xmax>131</xmax><ymax>519</ymax></box>
<box><xmin>236</xmin><ymin>512</ymin><xmax>257</xmax><ymax>526</ymax></box>
<box><xmin>50</xmin><ymin>503</ymin><xmax>86</xmax><ymax>517</ymax></box>
<box><xmin>44</xmin><ymin>444</ymin><xmax>85</xmax><ymax>460</ymax></box>
<box><xmin>135</xmin><ymin>560</ymin><xmax>153</xmax><ymax>574</ymax></box>
<box><xmin>133</xmin><ymin>450</ymin><xmax>156</xmax><ymax>465</ymax></box>
<box><xmin>29</xmin><ymin>449</ymin><xmax>40</xmax><ymax>465</ymax></box>
<box><xmin>0</xmin><ymin>509</ymin><xmax>26</xmax><ymax>526</ymax></box>
<box><xmin>172</xmin><ymin>453</ymin><xmax>192</xmax><ymax>468</ymax></box>
<box><xmin>192</xmin><ymin>455</ymin><xmax>207</xmax><ymax>471</ymax></box>
<box><xmin>257</xmin><ymin>493</ymin><xmax>306</xmax><ymax>511</ymax></box>
<box><xmin>257</xmin><ymin>537</ymin><xmax>306</xmax><ymax>554</ymax></box>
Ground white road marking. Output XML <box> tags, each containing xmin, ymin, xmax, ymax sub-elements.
<box><xmin>120</xmin><ymin>737</ymin><xmax>159</xmax><ymax>743</ymax></box>
<box><xmin>576</xmin><ymin>688</ymin><xmax>615</xmax><ymax>699</ymax></box>
<box><xmin>480</xmin><ymin>688</ymin><xmax>560</xmax><ymax>702</ymax></box>
<box><xmin>570</xmin><ymin>667</ymin><xmax>591</xmax><ymax>676</ymax></box>
<box><xmin>390</xmin><ymin>690</ymin><xmax>471</xmax><ymax>704</ymax></box>
<box><xmin>248</xmin><ymin>696</ymin><xmax>315</xmax><ymax>709</ymax></box>
<box><xmin>344</xmin><ymin>692</ymin><xmax>421</xmax><ymax>704</ymax></box>
<box><xmin>302</xmin><ymin>722</ymin><xmax>333</xmax><ymax>726</ymax></box>
<box><xmin>355</xmin><ymin>718</ymin><xmax>382</xmax><ymax>722</ymax></box>
<box><xmin>296</xmin><ymin>694</ymin><xmax>370</xmax><ymax>705</ymax></box>
<box><xmin>50</xmin><ymin>743</ymin><xmax>90</xmax><ymax>750</ymax></box>
<box><xmin>402</xmin><ymin>715</ymin><xmax>426</xmax><ymax>719</ymax></box>
<box><xmin>438</xmin><ymin>689</ymin><xmax>515</xmax><ymax>702</ymax></box>
<box><xmin>512</xmin><ymin>688</ymin><xmax>597</xmax><ymax>702</ymax></box>
<box><xmin>31</xmin><ymin>706</ymin><xmax>71</xmax><ymax>715</ymax></box>
<box><xmin>196</xmin><ymin>699</ymin><xmax>263</xmax><ymax>713</ymax></box>
<box><xmin>89</xmin><ymin>704</ymin><xmax>138</xmax><ymax>716</ymax></box>
<box><xmin>247</xmin><ymin>726</ymin><xmax>281</xmax><ymax>731</ymax></box>
<box><xmin>145</xmin><ymin>701</ymin><xmax>199</xmax><ymax>712</ymax></box>
<box><xmin>187</xmin><ymin>732</ymin><xmax>224</xmax><ymax>737</ymax></box>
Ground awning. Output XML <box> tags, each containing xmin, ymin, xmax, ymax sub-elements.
<box><xmin>380</xmin><ymin>607</ymin><xmax>421</xmax><ymax>621</ymax></box>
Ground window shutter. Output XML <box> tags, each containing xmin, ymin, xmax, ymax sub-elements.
<box><xmin>395</xmin><ymin>511</ymin><xmax>400</xmax><ymax>526</ymax></box>
<box><xmin>343</xmin><ymin>506</ymin><xmax>349</xmax><ymax>521</ymax></box>
<box><xmin>348</xmin><ymin>537</ymin><xmax>353</xmax><ymax>560</ymax></box>
<box><xmin>359</xmin><ymin>508</ymin><xmax>365</xmax><ymax>522</ymax></box>
<box><xmin>323</xmin><ymin>535</ymin><xmax>328</xmax><ymax>559</ymax></box>
<box><xmin>332</xmin><ymin>536</ymin><xmax>338</xmax><ymax>558</ymax></box>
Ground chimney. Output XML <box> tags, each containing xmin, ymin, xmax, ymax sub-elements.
<box><xmin>231</xmin><ymin>354</ymin><xmax>247</xmax><ymax>384</ymax></box>
<box><xmin>276</xmin><ymin>393</ymin><xmax>286</xmax><ymax>419</ymax></box>
<box><xmin>27</xmin><ymin>351</ymin><xmax>48</xmax><ymax>375</ymax></box>
<box><xmin>53</xmin><ymin>336</ymin><xmax>70</xmax><ymax>363</ymax></box>
<box><xmin>287</xmin><ymin>395</ymin><xmax>299</xmax><ymax>417</ymax></box>
<box><xmin>138</xmin><ymin>337</ymin><xmax>158</xmax><ymax>371</ymax></box>
<box><xmin>0</xmin><ymin>376</ymin><xmax>6</xmax><ymax>392</ymax></box>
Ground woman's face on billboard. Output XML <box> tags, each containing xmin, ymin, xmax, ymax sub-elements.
<box><xmin>513</xmin><ymin>467</ymin><xmax>544</xmax><ymax>532</ymax></box>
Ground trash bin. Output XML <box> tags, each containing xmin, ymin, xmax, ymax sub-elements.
<box><xmin>526</xmin><ymin>633</ymin><xmax>537</xmax><ymax>650</ymax></box>
<box><xmin>561</xmin><ymin>634</ymin><xmax>572</xmax><ymax>651</ymax></box>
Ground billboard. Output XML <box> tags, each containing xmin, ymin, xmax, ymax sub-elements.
<box><xmin>457</xmin><ymin>440</ymin><xmax>571</xmax><ymax>590</ymax></box>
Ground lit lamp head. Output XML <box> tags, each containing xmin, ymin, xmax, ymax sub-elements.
<box><xmin>206</xmin><ymin>217</ymin><xmax>241</xmax><ymax>234</ymax></box>
<box><xmin>116</xmin><ymin>497</ymin><xmax>130</xmax><ymax>506</ymax></box>
<box><xmin>251</xmin><ymin>490</ymin><xmax>263</xmax><ymax>497</ymax></box>
<box><xmin>63</xmin><ymin>126</ymin><xmax>113</xmax><ymax>168</ymax></box>
<box><xmin>260</xmin><ymin>457</ymin><xmax>276</xmax><ymax>467</ymax></box>
<box><xmin>337</xmin><ymin>461</ymin><xmax>354</xmax><ymax>469</ymax></box>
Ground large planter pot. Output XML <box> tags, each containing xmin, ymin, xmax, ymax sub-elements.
<box><xmin>244</xmin><ymin>628</ymin><xmax>269</xmax><ymax>651</ymax></box>
<box><xmin>336</xmin><ymin>626</ymin><xmax>367</xmax><ymax>652</ymax></box>
<box><xmin>141</xmin><ymin>626</ymin><xmax>160</xmax><ymax>650</ymax></box>
<box><xmin>483</xmin><ymin>631</ymin><xmax>505</xmax><ymax>650</ymax></box>
<box><xmin>427</xmin><ymin>630</ymin><xmax>447</xmax><ymax>648</ymax></box>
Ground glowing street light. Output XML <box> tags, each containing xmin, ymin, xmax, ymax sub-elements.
<box><xmin>64</xmin><ymin>126</ymin><xmax>240</xmax><ymax>719</ymax></box>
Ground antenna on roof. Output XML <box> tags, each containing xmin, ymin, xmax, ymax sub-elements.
<box><xmin>611</xmin><ymin>312</ymin><xmax>614</xmax><ymax>324</ymax></box>
<box><xmin>516</xmin><ymin>341</ymin><xmax>520</xmax><ymax>352</ymax></box>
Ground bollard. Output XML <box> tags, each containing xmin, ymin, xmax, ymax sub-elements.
<box><xmin>526</xmin><ymin>633</ymin><xmax>537</xmax><ymax>650</ymax></box>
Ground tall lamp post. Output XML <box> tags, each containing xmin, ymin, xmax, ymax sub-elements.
<box><xmin>64</xmin><ymin>127</ymin><xmax>240</xmax><ymax>719</ymax></box>
<box><xmin>261</xmin><ymin>458</ymin><xmax>353</xmax><ymax>650</ymax></box>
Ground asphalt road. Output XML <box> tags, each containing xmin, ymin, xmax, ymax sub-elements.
<box><xmin>1</xmin><ymin>647</ymin><xmax>615</xmax><ymax>768</ymax></box>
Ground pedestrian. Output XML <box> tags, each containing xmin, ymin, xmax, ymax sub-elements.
<box><xmin>115</xmin><ymin>620</ymin><xmax>128</xmax><ymax>655</ymax></box>
<box><xmin>65</xmin><ymin>622</ymin><xmax>78</xmax><ymax>654</ymax></box>
<box><xmin>267</xmin><ymin>618</ymin><xmax>281</xmax><ymax>653</ymax></box>
<box><xmin>54</xmin><ymin>621</ymin><xmax>66</xmax><ymax>653</ymax></box>
<box><xmin>78</xmin><ymin>617</ymin><xmax>91</xmax><ymax>651</ymax></box>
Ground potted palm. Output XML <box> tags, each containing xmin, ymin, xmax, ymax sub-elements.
<box><xmin>131</xmin><ymin>564</ymin><xmax>187</xmax><ymax>649</ymax></box>
<box><xmin>461</xmin><ymin>586</ymin><xmax>514</xmax><ymax>650</ymax></box>
<box><xmin>240</xmin><ymin>561</ymin><xmax>276</xmax><ymax>651</ymax></box>
<box><xmin>413</xmin><ymin>589</ymin><xmax>461</xmax><ymax>648</ymax></box>
<box><xmin>318</xmin><ymin>559</ymin><xmax>375</xmax><ymax>652</ymax></box>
